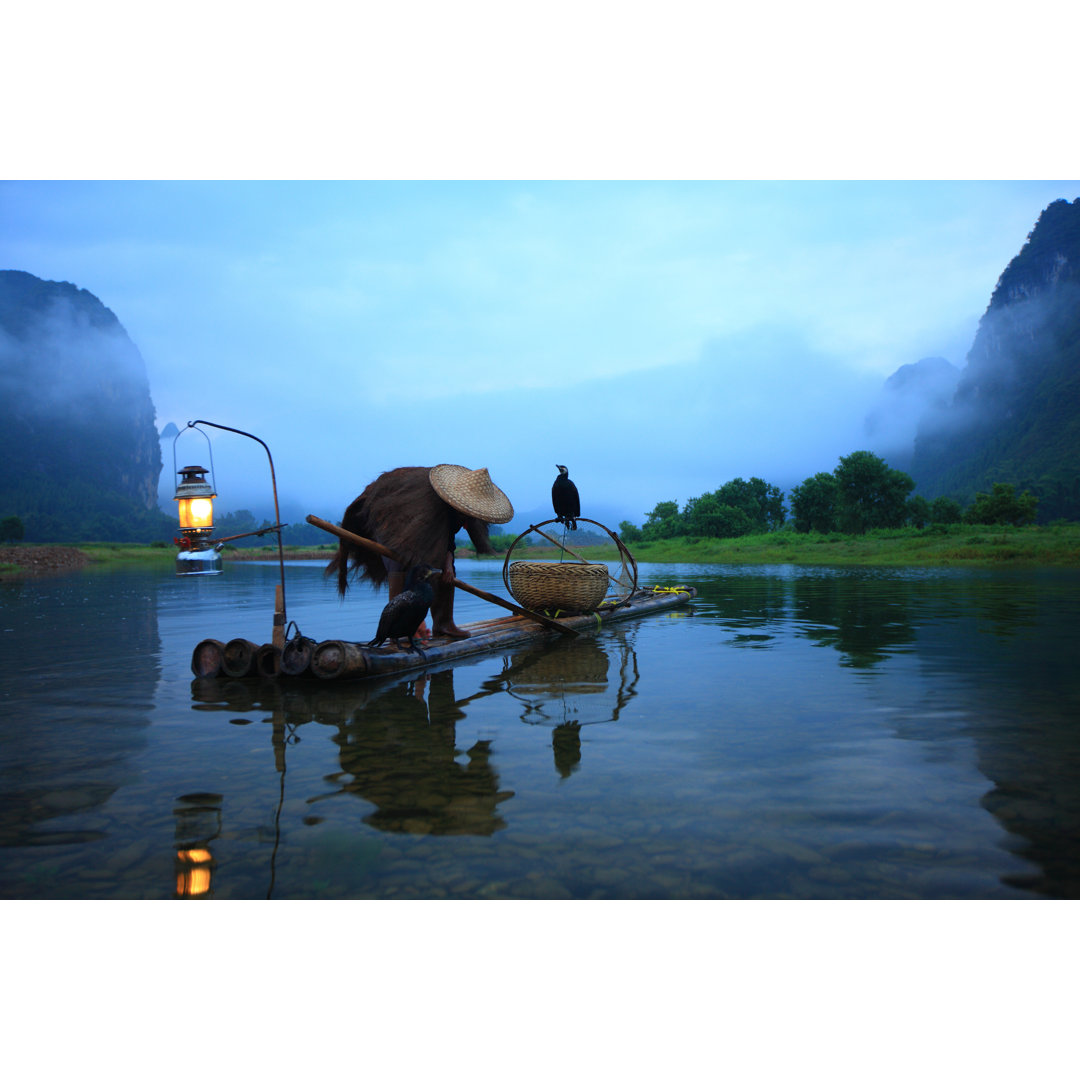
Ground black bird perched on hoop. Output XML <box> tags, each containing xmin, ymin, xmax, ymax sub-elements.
<box><xmin>365</xmin><ymin>565</ymin><xmax>438</xmax><ymax>652</ymax></box>
<box><xmin>552</xmin><ymin>465</ymin><xmax>580</xmax><ymax>530</ymax></box>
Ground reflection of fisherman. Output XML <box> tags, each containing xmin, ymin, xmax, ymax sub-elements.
<box><xmin>327</xmin><ymin>465</ymin><xmax>513</xmax><ymax>639</ymax></box>
<box><xmin>333</xmin><ymin>673</ymin><xmax>514</xmax><ymax>835</ymax></box>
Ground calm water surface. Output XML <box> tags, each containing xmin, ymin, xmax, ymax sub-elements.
<box><xmin>2</xmin><ymin>558</ymin><xmax>1078</xmax><ymax>899</ymax></box>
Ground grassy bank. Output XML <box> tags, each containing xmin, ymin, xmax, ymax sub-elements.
<box><xmin>3</xmin><ymin>523</ymin><xmax>1078</xmax><ymax>579</ymax></box>
<box><xmin>478</xmin><ymin>523</ymin><xmax>1080</xmax><ymax>568</ymax></box>
<box><xmin>67</xmin><ymin>525</ymin><xmax>1080</xmax><ymax>569</ymax></box>
<box><xmin>221</xmin><ymin>544</ymin><xmax>334</xmax><ymax>561</ymax></box>
<box><xmin>677</xmin><ymin>523</ymin><xmax>1078</xmax><ymax>566</ymax></box>
<box><xmin>78</xmin><ymin>542</ymin><xmax>180</xmax><ymax>567</ymax></box>
<box><xmin>0</xmin><ymin>542</ymin><xmax>321</xmax><ymax>578</ymax></box>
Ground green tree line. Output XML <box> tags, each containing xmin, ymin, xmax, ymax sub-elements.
<box><xmin>620</xmin><ymin>452</ymin><xmax>1040</xmax><ymax>543</ymax></box>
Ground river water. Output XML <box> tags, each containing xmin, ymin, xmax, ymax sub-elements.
<box><xmin>1</xmin><ymin>557</ymin><xmax>1078</xmax><ymax>900</ymax></box>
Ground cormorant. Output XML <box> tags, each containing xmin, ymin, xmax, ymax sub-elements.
<box><xmin>552</xmin><ymin>464</ymin><xmax>580</xmax><ymax>530</ymax></box>
<box><xmin>365</xmin><ymin>565</ymin><xmax>438</xmax><ymax>652</ymax></box>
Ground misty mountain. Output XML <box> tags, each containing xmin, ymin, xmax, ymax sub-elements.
<box><xmin>871</xmin><ymin>198</ymin><xmax>1080</xmax><ymax>521</ymax></box>
<box><xmin>863</xmin><ymin>356</ymin><xmax>961</xmax><ymax>472</ymax></box>
<box><xmin>0</xmin><ymin>269</ymin><xmax>173</xmax><ymax>542</ymax></box>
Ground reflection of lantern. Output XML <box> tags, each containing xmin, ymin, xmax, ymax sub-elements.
<box><xmin>174</xmin><ymin>792</ymin><xmax>221</xmax><ymax>897</ymax></box>
<box><xmin>174</xmin><ymin>465</ymin><xmax>216</xmax><ymax>536</ymax></box>
<box><xmin>175</xmin><ymin>848</ymin><xmax>214</xmax><ymax>898</ymax></box>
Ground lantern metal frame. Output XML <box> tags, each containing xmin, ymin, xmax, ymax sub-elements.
<box><xmin>172</xmin><ymin>420</ymin><xmax>288</xmax><ymax>647</ymax></box>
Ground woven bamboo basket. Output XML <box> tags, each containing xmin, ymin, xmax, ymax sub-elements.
<box><xmin>507</xmin><ymin>560</ymin><xmax>609</xmax><ymax>613</ymax></box>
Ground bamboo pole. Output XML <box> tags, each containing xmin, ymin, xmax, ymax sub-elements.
<box><xmin>305</xmin><ymin>514</ymin><xmax>578</xmax><ymax>637</ymax></box>
<box><xmin>272</xmin><ymin>584</ymin><xmax>286</xmax><ymax>650</ymax></box>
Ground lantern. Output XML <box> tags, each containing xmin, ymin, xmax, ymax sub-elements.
<box><xmin>174</xmin><ymin>465</ymin><xmax>216</xmax><ymax>536</ymax></box>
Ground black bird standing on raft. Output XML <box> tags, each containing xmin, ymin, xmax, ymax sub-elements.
<box><xmin>552</xmin><ymin>464</ymin><xmax>580</xmax><ymax>530</ymax></box>
<box><xmin>366</xmin><ymin>565</ymin><xmax>438</xmax><ymax>652</ymax></box>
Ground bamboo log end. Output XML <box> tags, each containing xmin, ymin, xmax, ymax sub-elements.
<box><xmin>256</xmin><ymin>644</ymin><xmax>282</xmax><ymax>677</ymax></box>
<box><xmin>280</xmin><ymin>636</ymin><xmax>315</xmax><ymax>677</ymax></box>
<box><xmin>191</xmin><ymin>638</ymin><xmax>226</xmax><ymax>678</ymax></box>
<box><xmin>311</xmin><ymin>639</ymin><xmax>368</xmax><ymax>680</ymax></box>
<box><xmin>222</xmin><ymin>638</ymin><xmax>259</xmax><ymax>678</ymax></box>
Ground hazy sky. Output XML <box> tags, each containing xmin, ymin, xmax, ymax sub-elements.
<box><xmin>4</xmin><ymin>180</ymin><xmax>1077</xmax><ymax>527</ymax></box>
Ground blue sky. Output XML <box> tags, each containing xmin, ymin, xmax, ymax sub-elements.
<box><xmin>4</xmin><ymin>180</ymin><xmax>1077</xmax><ymax>527</ymax></box>
<box><xmin>3</xmin><ymin>6</ymin><xmax>1078</xmax><ymax>528</ymax></box>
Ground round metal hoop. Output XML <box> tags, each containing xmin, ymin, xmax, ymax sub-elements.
<box><xmin>501</xmin><ymin>518</ymin><xmax>638</xmax><ymax>610</ymax></box>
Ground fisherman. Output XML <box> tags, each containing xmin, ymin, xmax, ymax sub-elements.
<box><xmin>327</xmin><ymin>465</ymin><xmax>514</xmax><ymax>639</ymax></box>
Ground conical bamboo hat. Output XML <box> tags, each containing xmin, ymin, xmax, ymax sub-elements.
<box><xmin>429</xmin><ymin>465</ymin><xmax>514</xmax><ymax>524</ymax></box>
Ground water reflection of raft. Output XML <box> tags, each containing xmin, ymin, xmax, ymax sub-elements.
<box><xmin>191</xmin><ymin>585</ymin><xmax>696</xmax><ymax>682</ymax></box>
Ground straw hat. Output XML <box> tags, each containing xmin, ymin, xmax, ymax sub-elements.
<box><xmin>429</xmin><ymin>465</ymin><xmax>514</xmax><ymax>524</ymax></box>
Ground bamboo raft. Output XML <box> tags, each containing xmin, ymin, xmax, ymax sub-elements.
<box><xmin>190</xmin><ymin>584</ymin><xmax>696</xmax><ymax>682</ymax></box>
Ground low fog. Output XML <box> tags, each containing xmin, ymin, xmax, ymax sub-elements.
<box><xmin>861</xmin><ymin>356</ymin><xmax>961</xmax><ymax>470</ymax></box>
<box><xmin>157</xmin><ymin>323</ymin><xmax>912</xmax><ymax>529</ymax></box>
<box><xmin>153</xmin><ymin>280</ymin><xmax>1077</xmax><ymax>534</ymax></box>
<box><xmin>0</xmin><ymin>292</ymin><xmax>151</xmax><ymax>414</ymax></box>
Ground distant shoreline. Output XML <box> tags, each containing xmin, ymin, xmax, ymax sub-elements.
<box><xmin>170</xmin><ymin>524</ymin><xmax>1080</xmax><ymax>569</ymax></box>
<box><xmin>0</xmin><ymin>545</ymin><xmax>91</xmax><ymax>577</ymax></box>
<box><xmin>3</xmin><ymin>523</ymin><xmax>1079</xmax><ymax>579</ymax></box>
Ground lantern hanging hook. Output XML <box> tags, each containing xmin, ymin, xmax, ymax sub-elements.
<box><xmin>172</xmin><ymin>421</ymin><xmax>217</xmax><ymax>492</ymax></box>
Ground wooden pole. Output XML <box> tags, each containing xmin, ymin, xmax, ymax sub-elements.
<box><xmin>272</xmin><ymin>584</ymin><xmax>286</xmax><ymax>649</ymax></box>
<box><xmin>305</xmin><ymin>514</ymin><xmax>578</xmax><ymax>637</ymax></box>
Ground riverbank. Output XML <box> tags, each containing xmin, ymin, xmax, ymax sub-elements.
<box><xmin>0</xmin><ymin>545</ymin><xmax>92</xmax><ymax>577</ymax></box>
<box><xmin>3</xmin><ymin>522</ymin><xmax>1078</xmax><ymax>579</ymax></box>
<box><xmin>343</xmin><ymin>522</ymin><xmax>1080</xmax><ymax>567</ymax></box>
<box><xmin>600</xmin><ymin>522</ymin><xmax>1080</xmax><ymax>567</ymax></box>
<box><xmin>0</xmin><ymin>542</ymin><xmax>179</xmax><ymax>579</ymax></box>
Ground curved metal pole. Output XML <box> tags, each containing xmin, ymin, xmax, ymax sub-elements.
<box><xmin>186</xmin><ymin>420</ymin><xmax>287</xmax><ymax>641</ymax></box>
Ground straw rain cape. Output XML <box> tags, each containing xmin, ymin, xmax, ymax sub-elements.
<box><xmin>327</xmin><ymin>466</ymin><xmax>497</xmax><ymax>595</ymax></box>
